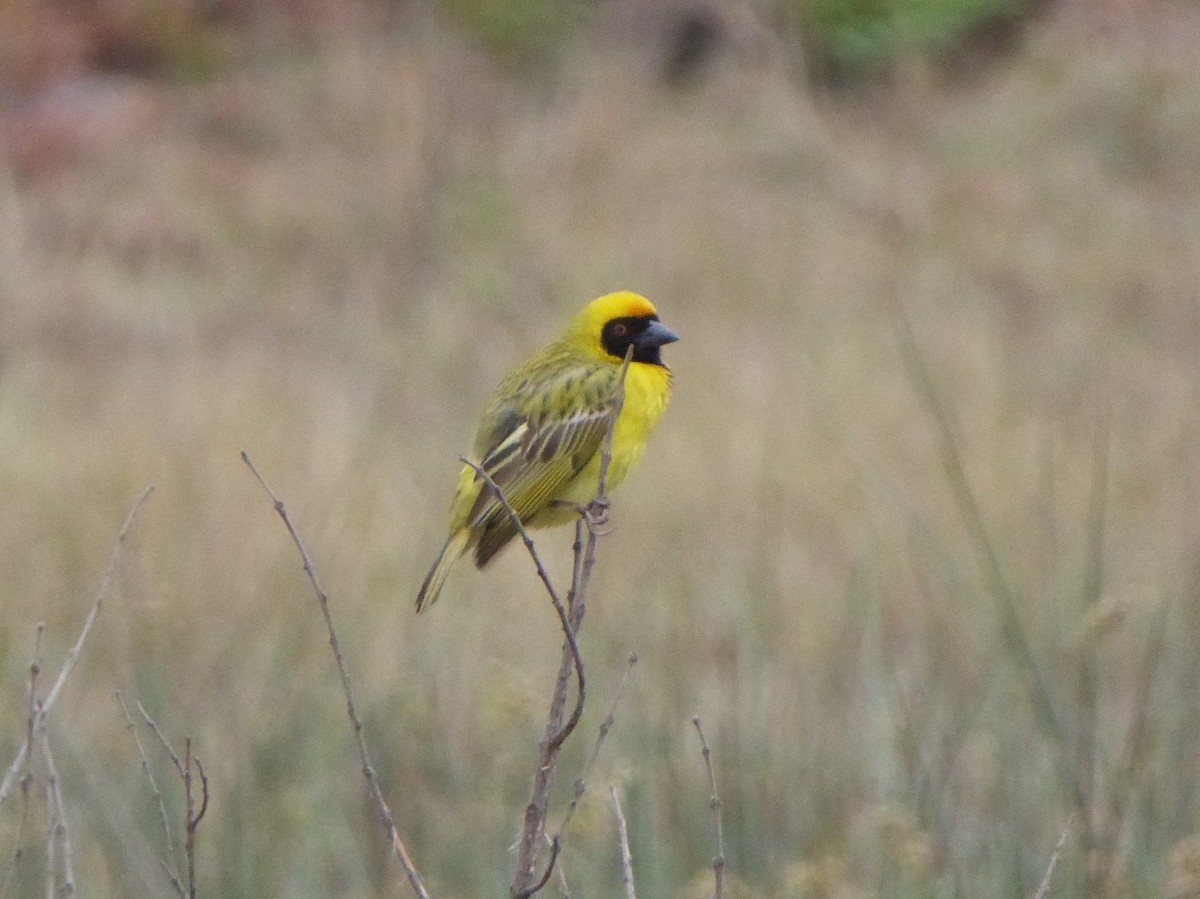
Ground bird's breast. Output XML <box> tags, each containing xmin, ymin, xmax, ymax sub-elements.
<box><xmin>537</xmin><ymin>360</ymin><xmax>672</xmax><ymax>514</ymax></box>
<box><xmin>606</xmin><ymin>362</ymin><xmax>672</xmax><ymax>489</ymax></box>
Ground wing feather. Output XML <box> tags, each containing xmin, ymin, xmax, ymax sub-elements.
<box><xmin>464</xmin><ymin>364</ymin><xmax>619</xmax><ymax>566</ymax></box>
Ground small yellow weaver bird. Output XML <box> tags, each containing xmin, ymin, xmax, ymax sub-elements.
<box><xmin>416</xmin><ymin>291</ymin><xmax>678</xmax><ymax>611</ymax></box>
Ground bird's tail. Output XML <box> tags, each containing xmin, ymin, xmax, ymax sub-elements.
<box><xmin>416</xmin><ymin>529</ymin><xmax>471</xmax><ymax>612</ymax></box>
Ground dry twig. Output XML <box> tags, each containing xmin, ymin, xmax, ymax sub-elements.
<box><xmin>554</xmin><ymin>849</ymin><xmax>571</xmax><ymax>898</ymax></box>
<box><xmin>557</xmin><ymin>654</ymin><xmax>639</xmax><ymax>839</ymax></box>
<box><xmin>510</xmin><ymin>349</ymin><xmax>632</xmax><ymax>898</ymax></box>
<box><xmin>692</xmin><ymin>717</ymin><xmax>726</xmax><ymax>899</ymax></box>
<box><xmin>1031</xmin><ymin>817</ymin><xmax>1073</xmax><ymax>899</ymax></box>
<box><xmin>0</xmin><ymin>487</ymin><xmax>154</xmax><ymax>809</ymax></box>
<box><xmin>132</xmin><ymin>702</ymin><xmax>206</xmax><ymax>899</ymax></box>
<box><xmin>183</xmin><ymin>739</ymin><xmax>207</xmax><ymax>899</ymax></box>
<box><xmin>0</xmin><ymin>775</ymin><xmax>31</xmax><ymax>899</ymax></box>
<box><xmin>116</xmin><ymin>691</ymin><xmax>183</xmax><ymax>895</ymax></box>
<box><xmin>1</xmin><ymin>627</ymin><xmax>45</xmax><ymax>898</ymax></box>
<box><xmin>461</xmin><ymin>457</ymin><xmax>586</xmax><ymax>747</ymax></box>
<box><xmin>39</xmin><ymin>727</ymin><xmax>74</xmax><ymax>898</ymax></box>
<box><xmin>5</xmin><ymin>624</ymin><xmax>77</xmax><ymax>898</ymax></box>
<box><xmin>41</xmin><ymin>776</ymin><xmax>54</xmax><ymax>899</ymax></box>
<box><xmin>241</xmin><ymin>452</ymin><xmax>432</xmax><ymax>899</ymax></box>
<box><xmin>610</xmin><ymin>786</ymin><xmax>637</xmax><ymax>899</ymax></box>
<box><xmin>23</xmin><ymin>627</ymin><xmax>44</xmax><ymax>783</ymax></box>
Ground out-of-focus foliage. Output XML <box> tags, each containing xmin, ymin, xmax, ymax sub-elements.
<box><xmin>0</xmin><ymin>0</ymin><xmax>234</xmax><ymax>88</ymax></box>
<box><xmin>780</xmin><ymin>0</ymin><xmax>1033</xmax><ymax>80</ymax></box>
<box><xmin>434</xmin><ymin>0</ymin><xmax>585</xmax><ymax>73</ymax></box>
<box><xmin>0</xmin><ymin>0</ymin><xmax>1041</xmax><ymax>89</ymax></box>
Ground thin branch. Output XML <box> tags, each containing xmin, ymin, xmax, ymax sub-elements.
<box><xmin>460</xmin><ymin>456</ymin><xmax>586</xmax><ymax>745</ymax></box>
<box><xmin>457</xmin><ymin>461</ymin><xmax>568</xmax><ymax>613</ymax></box>
<box><xmin>183</xmin><ymin>742</ymin><xmax>194</xmax><ymax>899</ymax></box>
<box><xmin>548</xmin><ymin>831</ymin><xmax>571</xmax><ymax>897</ymax></box>
<box><xmin>39</xmin><ymin>726</ymin><xmax>74</xmax><ymax>897</ymax></box>
<box><xmin>609</xmin><ymin>786</ymin><xmax>637</xmax><ymax>899</ymax></box>
<box><xmin>135</xmin><ymin>702</ymin><xmax>184</xmax><ymax>775</ymax></box>
<box><xmin>241</xmin><ymin>451</ymin><xmax>432</xmax><ymax>899</ymax></box>
<box><xmin>692</xmin><ymin>717</ymin><xmax>726</xmax><ymax>899</ymax></box>
<box><xmin>0</xmin><ymin>775</ymin><xmax>31</xmax><ymax>899</ymax></box>
<box><xmin>569</xmin><ymin>518</ymin><xmax>586</xmax><ymax>601</ymax></box>
<box><xmin>1</xmin><ymin>626</ymin><xmax>43</xmax><ymax>899</ymax></box>
<box><xmin>518</xmin><ymin>838</ymin><xmax>561</xmax><ymax>899</ymax></box>
<box><xmin>129</xmin><ymin>702</ymin><xmax>195</xmax><ymax>898</ymax></box>
<box><xmin>116</xmin><ymin>691</ymin><xmax>181</xmax><ymax>890</ymax></box>
<box><xmin>42</xmin><ymin>774</ymin><xmax>54</xmax><ymax>899</ymax></box>
<box><xmin>0</xmin><ymin>487</ymin><xmax>154</xmax><ymax>808</ymax></box>
<box><xmin>1030</xmin><ymin>817</ymin><xmax>1073</xmax><ymax>899</ymax></box>
<box><xmin>43</xmin><ymin>489</ymin><xmax>153</xmax><ymax>715</ymax></box>
<box><xmin>183</xmin><ymin>740</ymin><xmax>207</xmax><ymax>899</ymax></box>
<box><xmin>553</xmin><ymin>346</ymin><xmax>632</xmax><ymax>749</ymax></box>
<box><xmin>557</xmin><ymin>654</ymin><xmax>639</xmax><ymax>838</ymax></box>
<box><xmin>157</xmin><ymin>859</ymin><xmax>186</xmax><ymax>899</ymax></box>
<box><xmin>24</xmin><ymin>626</ymin><xmax>44</xmax><ymax>778</ymax></box>
<box><xmin>510</xmin><ymin>350</ymin><xmax>632</xmax><ymax>898</ymax></box>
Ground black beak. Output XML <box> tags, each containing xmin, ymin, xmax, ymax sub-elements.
<box><xmin>637</xmin><ymin>320</ymin><xmax>680</xmax><ymax>349</ymax></box>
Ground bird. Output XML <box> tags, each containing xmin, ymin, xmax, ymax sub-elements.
<box><xmin>416</xmin><ymin>291</ymin><xmax>678</xmax><ymax>611</ymax></box>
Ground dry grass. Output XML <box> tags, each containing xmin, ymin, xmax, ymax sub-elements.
<box><xmin>1</xmin><ymin>9</ymin><xmax>1199</xmax><ymax>897</ymax></box>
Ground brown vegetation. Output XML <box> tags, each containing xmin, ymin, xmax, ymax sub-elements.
<box><xmin>2</xmin><ymin>2</ymin><xmax>1199</xmax><ymax>896</ymax></box>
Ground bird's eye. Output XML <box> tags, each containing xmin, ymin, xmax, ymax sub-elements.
<box><xmin>612</xmin><ymin>323</ymin><xmax>628</xmax><ymax>337</ymax></box>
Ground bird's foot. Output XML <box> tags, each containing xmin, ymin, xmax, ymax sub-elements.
<box><xmin>551</xmin><ymin>497</ymin><xmax>613</xmax><ymax>536</ymax></box>
<box><xmin>582</xmin><ymin>496</ymin><xmax>612</xmax><ymax>536</ymax></box>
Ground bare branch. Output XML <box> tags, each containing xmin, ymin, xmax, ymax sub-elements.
<box><xmin>550</xmin><ymin>832</ymin><xmax>571</xmax><ymax>897</ymax></box>
<box><xmin>458</xmin><ymin>460</ymin><xmax>567</xmax><ymax>612</ymax></box>
<box><xmin>39</xmin><ymin>726</ymin><xmax>74</xmax><ymax>897</ymax></box>
<box><xmin>610</xmin><ymin>786</ymin><xmax>637</xmax><ymax>899</ymax></box>
<box><xmin>183</xmin><ymin>740</ymin><xmax>208</xmax><ymax>899</ymax></box>
<box><xmin>460</xmin><ymin>456</ymin><xmax>586</xmax><ymax>743</ymax></box>
<box><xmin>692</xmin><ymin>717</ymin><xmax>726</xmax><ymax>899</ymax></box>
<box><xmin>135</xmin><ymin>702</ymin><xmax>184</xmax><ymax>776</ymax></box>
<box><xmin>1030</xmin><ymin>817</ymin><xmax>1073</xmax><ymax>899</ymax></box>
<box><xmin>510</xmin><ymin>350</ymin><xmax>632</xmax><ymax>897</ymax></box>
<box><xmin>157</xmin><ymin>859</ymin><xmax>187</xmax><ymax>899</ymax></box>
<box><xmin>516</xmin><ymin>838</ymin><xmax>561</xmax><ymax>899</ymax></box>
<box><xmin>0</xmin><ymin>487</ymin><xmax>154</xmax><ymax>808</ymax></box>
<box><xmin>42</xmin><ymin>774</ymin><xmax>54</xmax><ymax>899</ymax></box>
<box><xmin>127</xmin><ymin>702</ymin><xmax>203</xmax><ymax>898</ymax></box>
<box><xmin>557</xmin><ymin>654</ymin><xmax>639</xmax><ymax>838</ymax></box>
<box><xmin>24</xmin><ymin>625</ymin><xmax>44</xmax><ymax>777</ymax></box>
<box><xmin>116</xmin><ymin>691</ymin><xmax>181</xmax><ymax>889</ymax></box>
<box><xmin>0</xmin><ymin>776</ymin><xmax>31</xmax><ymax>899</ymax></box>
<box><xmin>241</xmin><ymin>451</ymin><xmax>432</xmax><ymax>899</ymax></box>
<box><xmin>1</xmin><ymin>627</ymin><xmax>42</xmax><ymax>899</ymax></box>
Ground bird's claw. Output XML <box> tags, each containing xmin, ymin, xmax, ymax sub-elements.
<box><xmin>550</xmin><ymin>497</ymin><xmax>613</xmax><ymax>535</ymax></box>
<box><xmin>582</xmin><ymin>497</ymin><xmax>612</xmax><ymax>535</ymax></box>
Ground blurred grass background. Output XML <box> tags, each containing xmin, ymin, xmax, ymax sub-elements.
<box><xmin>2</xmin><ymin>0</ymin><xmax>1200</xmax><ymax>896</ymax></box>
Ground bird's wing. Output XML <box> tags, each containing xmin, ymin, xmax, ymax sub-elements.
<box><xmin>466</xmin><ymin>367</ymin><xmax>619</xmax><ymax>564</ymax></box>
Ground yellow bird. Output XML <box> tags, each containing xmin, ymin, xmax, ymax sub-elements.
<box><xmin>416</xmin><ymin>291</ymin><xmax>678</xmax><ymax>611</ymax></box>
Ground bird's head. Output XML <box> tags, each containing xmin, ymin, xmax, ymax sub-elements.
<box><xmin>568</xmin><ymin>291</ymin><xmax>680</xmax><ymax>367</ymax></box>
